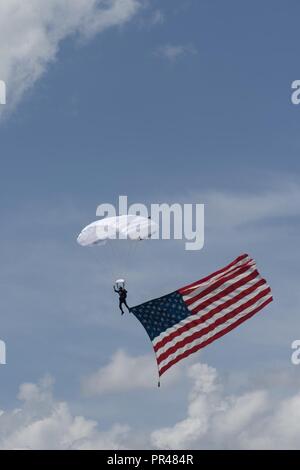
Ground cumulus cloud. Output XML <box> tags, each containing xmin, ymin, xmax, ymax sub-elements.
<box><xmin>155</xmin><ymin>43</ymin><xmax>197</xmax><ymax>62</ymax></box>
<box><xmin>201</xmin><ymin>182</ymin><xmax>300</xmax><ymax>230</ymax></box>
<box><xmin>4</xmin><ymin>362</ymin><xmax>300</xmax><ymax>450</ymax></box>
<box><xmin>151</xmin><ymin>362</ymin><xmax>300</xmax><ymax>450</ymax></box>
<box><xmin>81</xmin><ymin>349</ymin><xmax>182</xmax><ymax>396</ymax></box>
<box><xmin>0</xmin><ymin>0</ymin><xmax>142</xmax><ymax>112</ymax></box>
<box><xmin>2</xmin><ymin>362</ymin><xmax>300</xmax><ymax>449</ymax></box>
<box><xmin>0</xmin><ymin>375</ymin><xmax>130</xmax><ymax>450</ymax></box>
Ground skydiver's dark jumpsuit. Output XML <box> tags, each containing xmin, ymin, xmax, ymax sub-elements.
<box><xmin>114</xmin><ymin>287</ymin><xmax>130</xmax><ymax>314</ymax></box>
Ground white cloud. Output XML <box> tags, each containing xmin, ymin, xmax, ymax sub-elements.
<box><xmin>81</xmin><ymin>349</ymin><xmax>182</xmax><ymax>396</ymax></box>
<box><xmin>152</xmin><ymin>364</ymin><xmax>221</xmax><ymax>449</ymax></box>
<box><xmin>0</xmin><ymin>375</ymin><xmax>130</xmax><ymax>450</ymax></box>
<box><xmin>155</xmin><ymin>43</ymin><xmax>197</xmax><ymax>62</ymax></box>
<box><xmin>2</xmin><ymin>362</ymin><xmax>300</xmax><ymax>449</ymax></box>
<box><xmin>0</xmin><ymin>0</ymin><xmax>142</xmax><ymax>112</ymax></box>
<box><xmin>201</xmin><ymin>182</ymin><xmax>300</xmax><ymax>230</ymax></box>
<box><xmin>151</xmin><ymin>362</ymin><xmax>300</xmax><ymax>450</ymax></box>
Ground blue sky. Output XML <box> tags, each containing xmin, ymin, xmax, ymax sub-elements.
<box><xmin>0</xmin><ymin>0</ymin><xmax>300</xmax><ymax>449</ymax></box>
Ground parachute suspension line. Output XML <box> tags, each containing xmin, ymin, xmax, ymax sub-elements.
<box><xmin>121</xmin><ymin>238</ymin><xmax>141</xmax><ymax>283</ymax></box>
<box><xmin>77</xmin><ymin>214</ymin><xmax>158</xmax><ymax>287</ymax></box>
<box><xmin>107</xmin><ymin>241</ymin><xmax>118</xmax><ymax>282</ymax></box>
<box><xmin>128</xmin><ymin>239</ymin><xmax>140</xmax><ymax>271</ymax></box>
<box><xmin>125</xmin><ymin>239</ymin><xmax>133</xmax><ymax>272</ymax></box>
<box><xmin>132</xmin><ymin>239</ymin><xmax>140</xmax><ymax>257</ymax></box>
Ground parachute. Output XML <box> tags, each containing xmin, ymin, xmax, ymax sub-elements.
<box><xmin>77</xmin><ymin>215</ymin><xmax>158</xmax><ymax>284</ymax></box>
<box><xmin>77</xmin><ymin>215</ymin><xmax>157</xmax><ymax>247</ymax></box>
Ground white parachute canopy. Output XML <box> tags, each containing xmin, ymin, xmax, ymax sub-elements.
<box><xmin>77</xmin><ymin>215</ymin><xmax>158</xmax><ymax>247</ymax></box>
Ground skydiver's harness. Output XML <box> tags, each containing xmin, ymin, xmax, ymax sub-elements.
<box><xmin>114</xmin><ymin>287</ymin><xmax>127</xmax><ymax>300</ymax></box>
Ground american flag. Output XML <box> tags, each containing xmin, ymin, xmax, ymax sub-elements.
<box><xmin>131</xmin><ymin>254</ymin><xmax>273</xmax><ymax>379</ymax></box>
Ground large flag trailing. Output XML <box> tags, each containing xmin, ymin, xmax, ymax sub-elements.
<box><xmin>131</xmin><ymin>254</ymin><xmax>273</xmax><ymax>380</ymax></box>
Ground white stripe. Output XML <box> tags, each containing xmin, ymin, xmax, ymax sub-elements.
<box><xmin>158</xmin><ymin>293</ymin><xmax>272</xmax><ymax>371</ymax></box>
<box><xmin>183</xmin><ymin>258</ymin><xmax>255</xmax><ymax>301</ymax></box>
<box><xmin>181</xmin><ymin>255</ymin><xmax>253</xmax><ymax>295</ymax></box>
<box><xmin>187</xmin><ymin>265</ymin><xmax>258</xmax><ymax>312</ymax></box>
<box><xmin>153</xmin><ymin>273</ymin><xmax>263</xmax><ymax>348</ymax></box>
<box><xmin>155</xmin><ymin>283</ymin><xmax>269</xmax><ymax>361</ymax></box>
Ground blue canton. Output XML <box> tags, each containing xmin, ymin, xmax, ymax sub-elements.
<box><xmin>131</xmin><ymin>291</ymin><xmax>191</xmax><ymax>341</ymax></box>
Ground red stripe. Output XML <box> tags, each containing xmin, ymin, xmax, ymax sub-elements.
<box><xmin>184</xmin><ymin>263</ymin><xmax>257</xmax><ymax>307</ymax></box>
<box><xmin>190</xmin><ymin>270</ymin><xmax>261</xmax><ymax>314</ymax></box>
<box><xmin>157</xmin><ymin>287</ymin><xmax>271</xmax><ymax>365</ymax></box>
<box><xmin>154</xmin><ymin>277</ymin><xmax>266</xmax><ymax>353</ymax></box>
<box><xmin>178</xmin><ymin>254</ymin><xmax>250</xmax><ymax>294</ymax></box>
<box><xmin>158</xmin><ymin>296</ymin><xmax>273</xmax><ymax>376</ymax></box>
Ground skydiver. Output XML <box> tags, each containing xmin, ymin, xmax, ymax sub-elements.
<box><xmin>114</xmin><ymin>286</ymin><xmax>130</xmax><ymax>315</ymax></box>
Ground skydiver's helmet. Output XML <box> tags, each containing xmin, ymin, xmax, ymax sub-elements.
<box><xmin>115</xmin><ymin>279</ymin><xmax>125</xmax><ymax>290</ymax></box>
